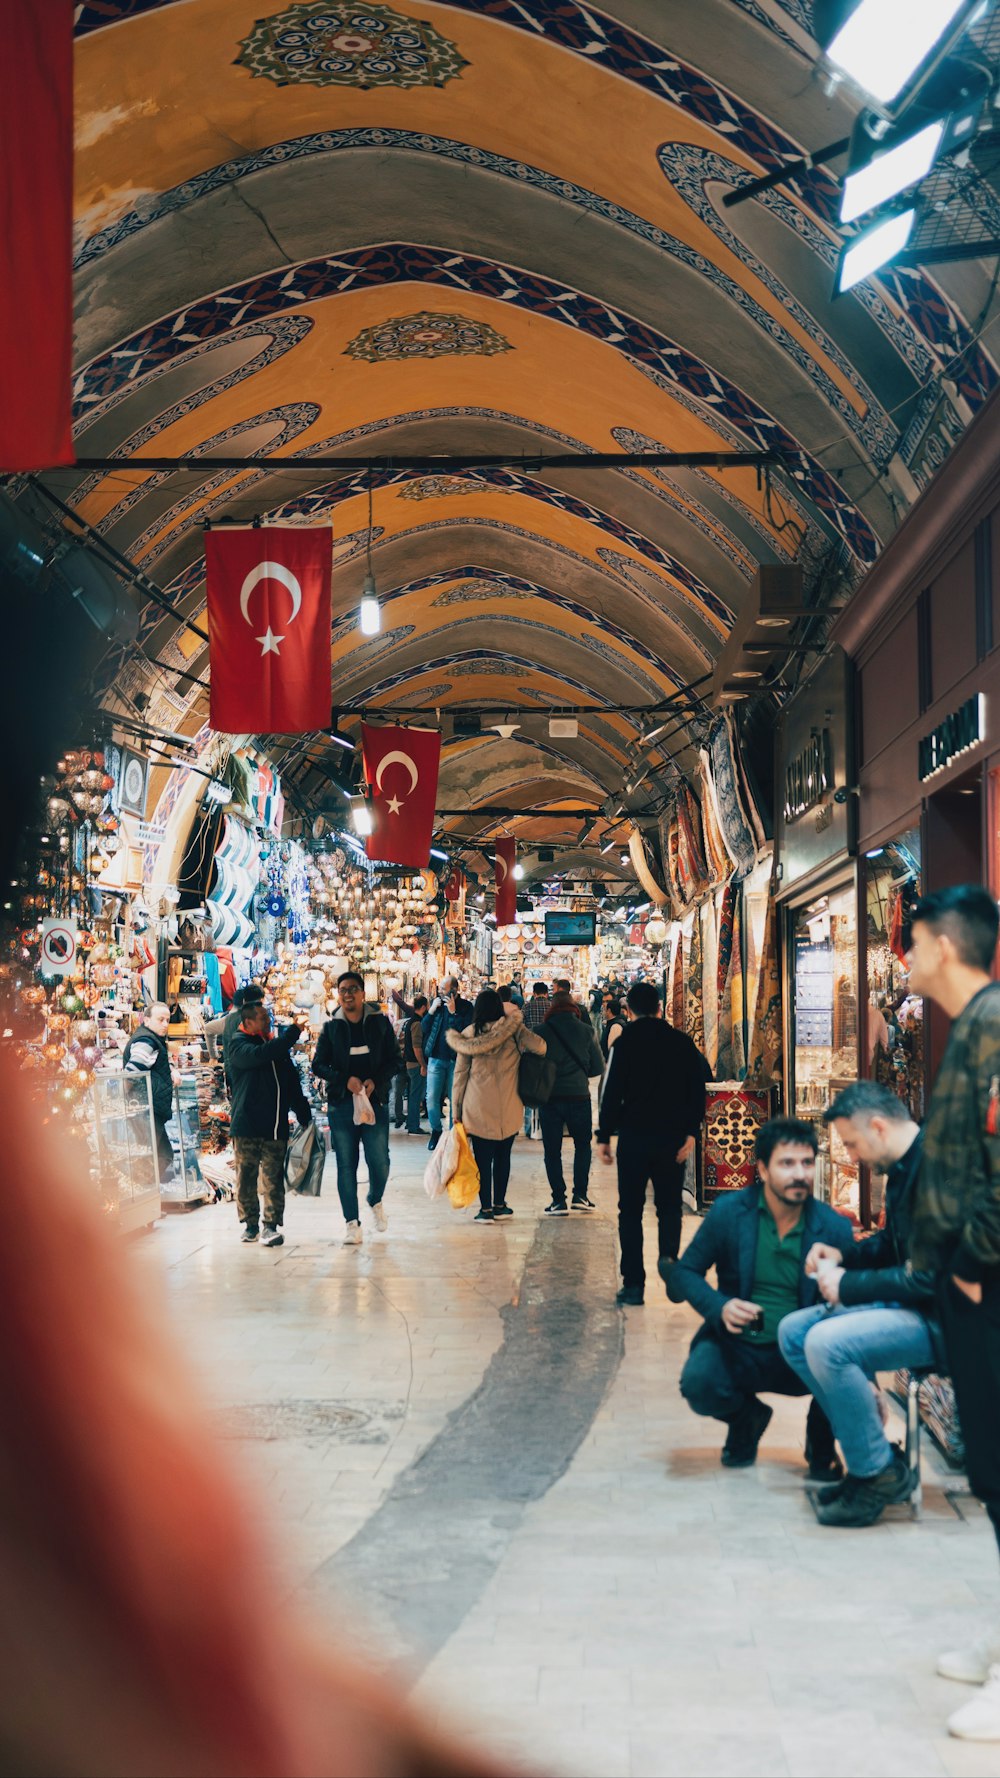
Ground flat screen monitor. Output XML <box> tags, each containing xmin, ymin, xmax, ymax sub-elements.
<box><xmin>544</xmin><ymin>910</ymin><xmax>596</xmax><ymax>946</ymax></box>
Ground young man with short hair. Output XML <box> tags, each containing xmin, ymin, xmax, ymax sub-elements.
<box><xmin>421</xmin><ymin>976</ymin><xmax>474</xmax><ymax>1151</ymax></box>
<box><xmin>777</xmin><ymin>1081</ymin><xmax>936</xmax><ymax>1525</ymax></box>
<box><xmin>666</xmin><ymin>1118</ymin><xmax>851</xmax><ymax>1474</ymax></box>
<box><xmin>597</xmin><ymin>980</ymin><xmax>709</xmax><ymax>1305</ymax></box>
<box><xmin>123</xmin><ymin>1000</ymin><xmax>175</xmax><ymax>1182</ymax></box>
<box><xmin>313</xmin><ymin>972</ymin><xmax>401</xmax><ymax>1244</ymax></box>
<box><xmin>906</xmin><ymin>885</ymin><xmax>1000</xmax><ymax>1741</ymax></box>
<box><xmin>228</xmin><ymin>1002</ymin><xmax>309</xmax><ymax>1247</ymax></box>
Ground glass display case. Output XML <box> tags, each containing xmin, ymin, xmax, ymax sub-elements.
<box><xmin>160</xmin><ymin>1069</ymin><xmax>210</xmax><ymax>1206</ymax></box>
<box><xmin>88</xmin><ymin>1071</ymin><xmax>161</xmax><ymax>1233</ymax></box>
<box><xmin>790</xmin><ymin>879</ymin><xmax>861</xmax><ymax>1219</ymax></box>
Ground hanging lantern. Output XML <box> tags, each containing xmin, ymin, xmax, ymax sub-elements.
<box><xmin>644</xmin><ymin>917</ymin><xmax>668</xmax><ymax>947</ymax></box>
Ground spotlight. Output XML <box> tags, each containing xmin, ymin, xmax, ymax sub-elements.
<box><xmin>513</xmin><ymin>863</ymin><xmax>525</xmax><ymax>880</ymax></box>
<box><xmin>835</xmin><ymin>206</ymin><xmax>916</xmax><ymax>292</ymax></box>
<box><xmin>351</xmin><ymin>798</ymin><xmax>373</xmax><ymax>837</ymax></box>
<box><xmin>840</xmin><ymin>118</ymin><xmax>946</xmax><ymax>222</ymax></box>
<box><xmin>815</xmin><ymin>0</ymin><xmax>987</xmax><ymax>115</ymax></box>
<box><xmin>359</xmin><ymin>574</ymin><xmax>381</xmax><ymax>636</ymax></box>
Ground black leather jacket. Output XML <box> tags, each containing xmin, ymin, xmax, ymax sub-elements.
<box><xmin>839</xmin><ymin>1131</ymin><xmax>946</xmax><ymax>1367</ymax></box>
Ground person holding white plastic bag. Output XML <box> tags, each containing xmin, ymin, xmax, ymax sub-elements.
<box><xmin>313</xmin><ymin>972</ymin><xmax>401</xmax><ymax>1245</ymax></box>
<box><xmin>448</xmin><ymin>989</ymin><xmax>546</xmax><ymax>1222</ymax></box>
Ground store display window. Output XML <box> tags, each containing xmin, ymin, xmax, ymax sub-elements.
<box><xmin>791</xmin><ymin>881</ymin><xmax>860</xmax><ymax>1218</ymax></box>
<box><xmin>864</xmin><ymin>829</ymin><xmax>923</xmax><ymax>1118</ymax></box>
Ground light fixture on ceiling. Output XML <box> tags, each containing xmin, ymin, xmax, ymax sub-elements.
<box><xmin>350</xmin><ymin>797</ymin><xmax>373</xmax><ymax>837</ymax></box>
<box><xmin>492</xmin><ymin>715</ymin><xmax>520</xmax><ymax>739</ymax></box>
<box><xmin>835</xmin><ymin>205</ymin><xmax>917</xmax><ymax>292</ymax></box>
<box><xmin>359</xmin><ymin>473</ymin><xmax>381</xmax><ymax>636</ymax></box>
<box><xmin>600</xmin><ymin>837</ymin><xmax>616</xmax><ymax>853</ymax></box>
<box><xmin>840</xmin><ymin>116</ymin><xmax>948</xmax><ymax>222</ymax></box>
<box><xmin>815</xmin><ymin>0</ymin><xmax>987</xmax><ymax>115</ymax></box>
<box><xmin>429</xmin><ymin>847</ymin><xmax>449</xmax><ymax>862</ymax></box>
<box><xmin>729</xmin><ymin>668</ymin><xmax>765</xmax><ymax>681</ymax></box>
<box><xmin>328</xmin><ymin>715</ymin><xmax>355</xmax><ymax>751</ymax></box>
<box><xmin>640</xmin><ymin>719</ymin><xmax>670</xmax><ymax>747</ymax></box>
<box><xmin>513</xmin><ymin>863</ymin><xmax>525</xmax><ymax>880</ymax></box>
<box><xmin>549</xmin><ymin>717</ymin><xmax>579</xmax><ymax>738</ymax></box>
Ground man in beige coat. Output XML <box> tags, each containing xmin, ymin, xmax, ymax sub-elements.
<box><xmin>448</xmin><ymin>988</ymin><xmax>546</xmax><ymax>1221</ymax></box>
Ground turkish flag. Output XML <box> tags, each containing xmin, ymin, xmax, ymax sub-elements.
<box><xmin>495</xmin><ymin>836</ymin><xmax>516</xmax><ymax>927</ymax></box>
<box><xmin>205</xmin><ymin>527</ymin><xmax>331</xmax><ymax>734</ymax></box>
<box><xmin>362</xmin><ymin>723</ymin><xmax>441</xmax><ymax>868</ymax></box>
<box><xmin>0</xmin><ymin>1</ymin><xmax>74</xmax><ymax>470</ymax></box>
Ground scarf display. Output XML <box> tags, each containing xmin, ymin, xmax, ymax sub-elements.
<box><xmin>670</xmin><ymin>921</ymin><xmax>685</xmax><ymax>1029</ymax></box>
<box><xmin>745</xmin><ymin>889</ymin><xmax>782</xmax><ymax>1086</ymax></box>
<box><xmin>701</xmin><ymin>897</ymin><xmax>720</xmax><ymax>1074</ymax></box>
<box><xmin>676</xmin><ymin>786</ymin><xmax>709</xmax><ymax>900</ymax></box>
<box><xmin>698</xmin><ymin>756</ymin><xmax>733</xmax><ymax>886</ymax></box>
<box><xmin>685</xmin><ymin>910</ymin><xmax>705</xmax><ymax>1056</ymax></box>
<box><xmin>715</xmin><ymin>882</ymin><xmax>738</xmax><ymax>1081</ymax></box>
<box><xmin>707</xmin><ymin>715</ymin><xmax>757</xmax><ymax>880</ymax></box>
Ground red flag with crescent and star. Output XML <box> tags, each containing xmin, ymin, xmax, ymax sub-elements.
<box><xmin>205</xmin><ymin>526</ymin><xmax>332</xmax><ymax>734</ymax></box>
<box><xmin>495</xmin><ymin>836</ymin><xmax>516</xmax><ymax>927</ymax></box>
<box><xmin>361</xmin><ymin>723</ymin><xmax>441</xmax><ymax>868</ymax></box>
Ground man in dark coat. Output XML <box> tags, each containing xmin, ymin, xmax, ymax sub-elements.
<box><xmin>596</xmin><ymin>980</ymin><xmax>708</xmax><ymax>1305</ymax></box>
<box><xmin>313</xmin><ymin>971</ymin><xmax>401</xmax><ymax>1244</ymax></box>
<box><xmin>229</xmin><ymin>1002</ymin><xmax>309</xmax><ymax>1247</ymax></box>
<box><xmin>666</xmin><ymin>1117</ymin><xmax>851</xmax><ymax>1476</ymax></box>
<box><xmin>123</xmin><ymin>1001</ymin><xmax>175</xmax><ymax>1182</ymax></box>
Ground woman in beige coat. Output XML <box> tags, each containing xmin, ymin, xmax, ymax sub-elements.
<box><xmin>447</xmin><ymin>988</ymin><xmax>546</xmax><ymax>1221</ymax></box>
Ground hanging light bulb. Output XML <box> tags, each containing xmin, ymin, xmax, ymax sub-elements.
<box><xmin>358</xmin><ymin>472</ymin><xmax>381</xmax><ymax>635</ymax></box>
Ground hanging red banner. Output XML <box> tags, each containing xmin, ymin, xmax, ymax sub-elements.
<box><xmin>495</xmin><ymin>836</ymin><xmax>516</xmax><ymax>927</ymax></box>
<box><xmin>362</xmin><ymin>723</ymin><xmax>441</xmax><ymax>868</ymax></box>
<box><xmin>205</xmin><ymin>527</ymin><xmax>332</xmax><ymax>734</ymax></box>
<box><xmin>0</xmin><ymin>1</ymin><xmax>74</xmax><ymax>470</ymax></box>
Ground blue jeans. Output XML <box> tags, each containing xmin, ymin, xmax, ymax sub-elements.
<box><xmin>328</xmin><ymin>1098</ymin><xmax>390</xmax><ymax>1224</ymax></box>
<box><xmin>425</xmin><ymin>1057</ymin><xmax>454</xmax><ymax>1135</ymax></box>
<box><xmin>539</xmin><ymin>1097</ymin><xmax>593</xmax><ymax>1201</ymax></box>
<box><xmin>778</xmin><ymin>1302</ymin><xmax>936</xmax><ymax>1478</ymax></box>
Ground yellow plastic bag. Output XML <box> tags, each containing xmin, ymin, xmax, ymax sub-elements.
<box><xmin>446</xmin><ymin>1121</ymin><xmax>481</xmax><ymax>1209</ymax></box>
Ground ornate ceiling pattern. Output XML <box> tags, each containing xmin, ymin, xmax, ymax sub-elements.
<box><xmin>41</xmin><ymin>0</ymin><xmax>1000</xmax><ymax>865</ymax></box>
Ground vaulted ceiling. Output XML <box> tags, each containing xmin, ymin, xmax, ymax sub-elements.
<box><xmin>55</xmin><ymin>0</ymin><xmax>1000</xmax><ymax>873</ymax></box>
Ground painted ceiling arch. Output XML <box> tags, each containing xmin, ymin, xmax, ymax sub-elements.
<box><xmin>28</xmin><ymin>0</ymin><xmax>998</xmax><ymax>853</ymax></box>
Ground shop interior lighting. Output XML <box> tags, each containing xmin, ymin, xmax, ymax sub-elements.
<box><xmin>600</xmin><ymin>838</ymin><xmax>616</xmax><ymax>853</ymax></box>
<box><xmin>818</xmin><ymin>0</ymin><xmax>983</xmax><ymax>111</ymax></box>
<box><xmin>429</xmin><ymin>847</ymin><xmax>449</xmax><ymax>861</ymax></box>
<box><xmin>513</xmin><ymin>863</ymin><xmax>525</xmax><ymax>880</ymax></box>
<box><xmin>204</xmin><ymin>778</ymin><xmax>230</xmax><ymax>805</ymax></box>
<box><xmin>866</xmin><ymin>848</ymin><xmax>886</xmax><ymax>857</ymax></box>
<box><xmin>836</xmin><ymin>206</ymin><xmax>916</xmax><ymax>291</ymax></box>
<box><xmin>328</xmin><ymin>726</ymin><xmax>355</xmax><ymax>751</ymax></box>
<box><xmin>358</xmin><ymin>474</ymin><xmax>381</xmax><ymax>635</ymax></box>
<box><xmin>351</xmin><ymin>798</ymin><xmax>373</xmax><ymax>837</ymax></box>
<box><xmin>840</xmin><ymin>117</ymin><xmax>948</xmax><ymax>221</ymax></box>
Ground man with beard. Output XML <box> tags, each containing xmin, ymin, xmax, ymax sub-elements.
<box><xmin>665</xmin><ymin>1118</ymin><xmax>852</xmax><ymax>1475</ymax></box>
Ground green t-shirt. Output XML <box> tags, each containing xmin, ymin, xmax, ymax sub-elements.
<box><xmin>745</xmin><ymin>1202</ymin><xmax>804</xmax><ymax>1344</ymax></box>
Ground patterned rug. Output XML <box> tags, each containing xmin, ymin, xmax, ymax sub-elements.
<box><xmin>703</xmin><ymin>1085</ymin><xmax>773</xmax><ymax>1203</ymax></box>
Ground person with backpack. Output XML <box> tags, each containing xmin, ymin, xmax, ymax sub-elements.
<box><xmin>312</xmin><ymin>972</ymin><xmax>401</xmax><ymax>1245</ymax></box>
<box><xmin>395</xmin><ymin>994</ymin><xmax>428</xmax><ymax>1133</ymax></box>
<box><xmin>447</xmin><ymin>989</ymin><xmax>546</xmax><ymax>1222</ymax></box>
<box><xmin>539</xmin><ymin>992</ymin><xmax>605</xmax><ymax>1215</ymax></box>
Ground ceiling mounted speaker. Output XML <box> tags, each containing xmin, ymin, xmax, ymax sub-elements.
<box><xmin>537</xmin><ymin>847</ymin><xmax>555</xmax><ymax>864</ymax></box>
<box><xmin>453</xmin><ymin>713</ymin><xmax>481</xmax><ymax>737</ymax></box>
<box><xmin>55</xmin><ymin>547</ymin><xmax>139</xmax><ymax>643</ymax></box>
<box><xmin>549</xmin><ymin>717</ymin><xmax>578</xmax><ymax>738</ymax></box>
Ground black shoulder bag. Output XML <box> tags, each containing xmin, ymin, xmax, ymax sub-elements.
<box><xmin>516</xmin><ymin>1023</ymin><xmax>558</xmax><ymax>1107</ymax></box>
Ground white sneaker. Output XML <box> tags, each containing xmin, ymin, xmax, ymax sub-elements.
<box><xmin>371</xmin><ymin>1201</ymin><xmax>388</xmax><ymax>1232</ymax></box>
<box><xmin>948</xmin><ymin>1666</ymin><xmax>1000</xmax><ymax>1740</ymax></box>
<box><xmin>938</xmin><ymin>1627</ymin><xmax>1000</xmax><ymax>1685</ymax></box>
<box><xmin>343</xmin><ymin>1221</ymin><xmax>363</xmax><ymax>1246</ymax></box>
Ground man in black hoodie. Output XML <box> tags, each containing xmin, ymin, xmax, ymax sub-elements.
<box><xmin>229</xmin><ymin>1002</ymin><xmax>310</xmax><ymax>1247</ymax></box>
<box><xmin>597</xmin><ymin>980</ymin><xmax>709</xmax><ymax>1306</ymax></box>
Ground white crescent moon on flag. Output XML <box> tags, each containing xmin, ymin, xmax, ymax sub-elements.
<box><xmin>239</xmin><ymin>561</ymin><xmax>303</xmax><ymax>625</ymax></box>
<box><xmin>496</xmin><ymin>855</ymin><xmax>508</xmax><ymax>880</ymax></box>
<box><xmin>374</xmin><ymin>751</ymin><xmax>419</xmax><ymax>797</ymax></box>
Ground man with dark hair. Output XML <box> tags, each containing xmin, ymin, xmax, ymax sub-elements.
<box><xmin>229</xmin><ymin>1002</ymin><xmax>309</xmax><ymax>1247</ymax></box>
<box><xmin>666</xmin><ymin>1117</ymin><xmax>851</xmax><ymax>1473</ymax></box>
<box><xmin>905</xmin><ymin>885</ymin><xmax>1000</xmax><ymax>1740</ymax></box>
<box><xmin>777</xmin><ymin>1081</ymin><xmax>937</xmax><ymax>1524</ymax></box>
<box><xmin>313</xmin><ymin>972</ymin><xmax>401</xmax><ymax>1245</ymax></box>
<box><xmin>123</xmin><ymin>1001</ymin><xmax>175</xmax><ymax>1183</ymax></box>
<box><xmin>596</xmin><ymin>979</ymin><xmax>709</xmax><ymax>1306</ymax></box>
<box><xmin>396</xmin><ymin>993</ymin><xmax>429</xmax><ymax>1134</ymax></box>
<box><xmin>421</xmin><ymin>976</ymin><xmax>474</xmax><ymax>1152</ymax></box>
<box><xmin>522</xmin><ymin>981</ymin><xmax>551</xmax><ymax>1137</ymax></box>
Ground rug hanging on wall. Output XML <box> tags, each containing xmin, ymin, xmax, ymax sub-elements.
<box><xmin>745</xmin><ymin>891</ymin><xmax>782</xmax><ymax>1087</ymax></box>
<box><xmin>686</xmin><ymin>911</ymin><xmax>705</xmax><ymax>1056</ymax></box>
<box><xmin>715</xmin><ymin>882</ymin><xmax>738</xmax><ymax>1080</ymax></box>
<box><xmin>703</xmin><ymin>1085</ymin><xmax>772</xmax><ymax>1203</ymax></box>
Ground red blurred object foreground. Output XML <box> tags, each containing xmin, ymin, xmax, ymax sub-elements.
<box><xmin>0</xmin><ymin>1052</ymin><xmax>507</xmax><ymax>1777</ymax></box>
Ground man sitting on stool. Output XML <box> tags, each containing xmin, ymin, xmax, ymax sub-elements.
<box><xmin>664</xmin><ymin>1117</ymin><xmax>852</xmax><ymax>1475</ymax></box>
<box><xmin>778</xmin><ymin>1081</ymin><xmax>939</xmax><ymax>1525</ymax></box>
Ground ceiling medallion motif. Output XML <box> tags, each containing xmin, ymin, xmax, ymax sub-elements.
<box><xmin>236</xmin><ymin>2</ymin><xmax>468</xmax><ymax>89</ymax></box>
<box><xmin>399</xmin><ymin>474</ymin><xmax>497</xmax><ymax>501</ymax></box>
<box><xmin>344</xmin><ymin>310</ymin><xmax>512</xmax><ymax>363</ymax></box>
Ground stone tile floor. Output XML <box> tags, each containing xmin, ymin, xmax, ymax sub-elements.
<box><xmin>136</xmin><ymin>1132</ymin><xmax>1000</xmax><ymax>1778</ymax></box>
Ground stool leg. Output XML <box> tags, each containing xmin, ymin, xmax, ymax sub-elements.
<box><xmin>907</xmin><ymin>1374</ymin><xmax>923</xmax><ymax>1520</ymax></box>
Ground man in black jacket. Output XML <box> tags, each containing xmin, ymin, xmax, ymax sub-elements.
<box><xmin>123</xmin><ymin>1002</ymin><xmax>175</xmax><ymax>1182</ymax></box>
<box><xmin>312</xmin><ymin>972</ymin><xmax>401</xmax><ymax>1244</ymax></box>
<box><xmin>229</xmin><ymin>1003</ymin><xmax>309</xmax><ymax>1247</ymax></box>
<box><xmin>596</xmin><ymin>980</ymin><xmax>708</xmax><ymax>1305</ymax></box>
<box><xmin>665</xmin><ymin>1118</ymin><xmax>851</xmax><ymax>1475</ymax></box>
<box><xmin>422</xmin><ymin>977</ymin><xmax>474</xmax><ymax>1151</ymax></box>
<box><xmin>778</xmin><ymin>1082</ymin><xmax>940</xmax><ymax>1524</ymax></box>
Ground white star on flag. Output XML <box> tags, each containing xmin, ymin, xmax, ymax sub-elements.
<box><xmin>386</xmin><ymin>794</ymin><xmax>403</xmax><ymax>815</ymax></box>
<box><xmin>257</xmin><ymin>627</ymin><xmax>283</xmax><ymax>655</ymax></box>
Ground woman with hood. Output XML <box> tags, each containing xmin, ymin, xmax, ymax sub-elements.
<box><xmin>447</xmin><ymin>988</ymin><xmax>546</xmax><ymax>1222</ymax></box>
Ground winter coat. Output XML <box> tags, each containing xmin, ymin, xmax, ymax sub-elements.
<box><xmin>543</xmin><ymin>1010</ymin><xmax>605</xmax><ymax>1097</ymax></box>
<box><xmin>123</xmin><ymin>1024</ymin><xmax>173</xmax><ymax>1123</ymax></box>
<box><xmin>913</xmin><ymin>981</ymin><xmax>1000</xmax><ymax>1280</ymax></box>
<box><xmin>312</xmin><ymin>1004</ymin><xmax>401</xmax><ymax>1106</ymax></box>
<box><xmin>422</xmin><ymin>995</ymin><xmax>475</xmax><ymax>1062</ymax></box>
<box><xmin>229</xmin><ymin>1027</ymin><xmax>311</xmax><ymax>1142</ymax></box>
<box><xmin>447</xmin><ymin>1009</ymin><xmax>546</xmax><ymax>1141</ymax></box>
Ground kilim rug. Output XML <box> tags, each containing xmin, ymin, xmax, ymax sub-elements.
<box><xmin>703</xmin><ymin>1085</ymin><xmax>772</xmax><ymax>1203</ymax></box>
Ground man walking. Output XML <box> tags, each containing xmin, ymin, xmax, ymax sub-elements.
<box><xmin>778</xmin><ymin>1082</ymin><xmax>937</xmax><ymax>1524</ymax></box>
<box><xmin>313</xmin><ymin>972</ymin><xmax>401</xmax><ymax>1243</ymax></box>
<box><xmin>228</xmin><ymin>1002</ymin><xmax>310</xmax><ymax>1247</ymax></box>
<box><xmin>539</xmin><ymin>991</ymin><xmax>605</xmax><ymax>1213</ymax></box>
<box><xmin>123</xmin><ymin>1001</ymin><xmax>175</xmax><ymax>1183</ymax></box>
<box><xmin>666</xmin><ymin>1118</ymin><xmax>849</xmax><ymax>1475</ymax></box>
<box><xmin>905</xmin><ymin>885</ymin><xmax>1000</xmax><ymax>1741</ymax></box>
<box><xmin>396</xmin><ymin>993</ymin><xmax>428</xmax><ymax>1133</ymax></box>
<box><xmin>596</xmin><ymin>980</ymin><xmax>708</xmax><ymax>1305</ymax></box>
<box><xmin>421</xmin><ymin>977</ymin><xmax>473</xmax><ymax>1151</ymax></box>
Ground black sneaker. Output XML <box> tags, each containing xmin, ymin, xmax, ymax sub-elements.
<box><xmin>572</xmin><ymin>1194</ymin><xmax>595</xmax><ymax>1210</ymax></box>
<box><xmin>815</xmin><ymin>1451</ymin><xmax>913</xmax><ymax>1526</ymax></box>
<box><xmin>493</xmin><ymin>1203</ymin><xmax>513</xmax><ymax>1217</ymax></box>
<box><xmin>812</xmin><ymin>1473</ymin><xmax>860</xmax><ymax>1507</ymax></box>
<box><xmin>261</xmin><ymin>1226</ymin><xmax>284</xmax><ymax>1248</ymax></box>
<box><xmin>241</xmin><ymin>1227</ymin><xmax>259</xmax><ymax>1243</ymax></box>
<box><xmin>806</xmin><ymin>1451</ymin><xmax>844</xmax><ymax>1483</ymax></box>
<box><xmin>544</xmin><ymin>1199</ymin><xmax>569</xmax><ymax>1216</ymax></box>
<box><xmin>474</xmin><ymin>1207</ymin><xmax>495</xmax><ymax>1222</ymax></box>
<box><xmin>616</xmin><ymin>1285</ymin><xmax>644</xmax><ymax>1306</ymax></box>
<box><xmin>427</xmin><ymin>1130</ymin><xmax>441</xmax><ymax>1151</ymax></box>
<box><xmin>721</xmin><ymin>1399</ymin><xmax>773</xmax><ymax>1468</ymax></box>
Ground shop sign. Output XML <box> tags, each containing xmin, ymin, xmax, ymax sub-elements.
<box><xmin>918</xmin><ymin>694</ymin><xmax>985</xmax><ymax>782</ymax></box>
<box><xmin>784</xmin><ymin>729</ymin><xmax>833</xmax><ymax>824</ymax></box>
<box><xmin>39</xmin><ymin>918</ymin><xmax>78</xmax><ymax>976</ymax></box>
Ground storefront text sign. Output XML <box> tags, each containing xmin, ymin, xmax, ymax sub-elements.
<box><xmin>784</xmin><ymin>729</ymin><xmax>833</xmax><ymax>824</ymax></box>
<box><xmin>918</xmin><ymin>694</ymin><xmax>985</xmax><ymax>782</ymax></box>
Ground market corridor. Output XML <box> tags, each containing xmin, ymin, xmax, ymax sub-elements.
<box><xmin>143</xmin><ymin>1135</ymin><xmax>997</xmax><ymax>1778</ymax></box>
